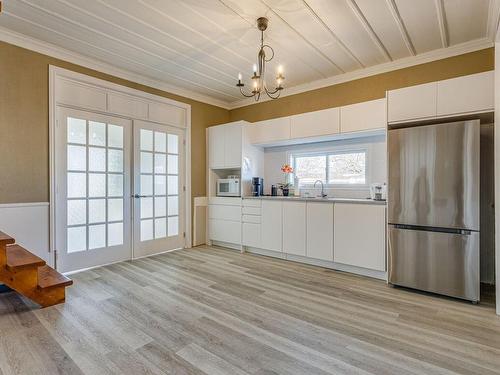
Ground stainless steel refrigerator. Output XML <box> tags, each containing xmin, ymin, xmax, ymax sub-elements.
<box><xmin>388</xmin><ymin>120</ymin><xmax>480</xmax><ymax>302</ymax></box>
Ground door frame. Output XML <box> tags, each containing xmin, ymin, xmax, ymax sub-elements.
<box><xmin>49</xmin><ymin>66</ymin><xmax>192</xmax><ymax>271</ymax></box>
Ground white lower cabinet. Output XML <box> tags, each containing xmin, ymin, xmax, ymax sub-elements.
<box><xmin>306</xmin><ymin>202</ymin><xmax>334</xmax><ymax>261</ymax></box>
<box><xmin>261</xmin><ymin>200</ymin><xmax>282</xmax><ymax>252</ymax></box>
<box><xmin>282</xmin><ymin>202</ymin><xmax>306</xmax><ymax>256</ymax></box>
<box><xmin>333</xmin><ymin>203</ymin><xmax>386</xmax><ymax>271</ymax></box>
<box><xmin>209</xmin><ymin>219</ymin><xmax>241</xmax><ymax>244</ymax></box>
<box><xmin>242</xmin><ymin>223</ymin><xmax>261</xmax><ymax>248</ymax></box>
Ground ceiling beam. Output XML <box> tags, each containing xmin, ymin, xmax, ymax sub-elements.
<box><xmin>434</xmin><ymin>0</ymin><xmax>448</xmax><ymax>48</ymax></box>
<box><xmin>301</xmin><ymin>0</ymin><xmax>364</xmax><ymax>69</ymax></box>
<box><xmin>385</xmin><ymin>0</ymin><xmax>416</xmax><ymax>56</ymax></box>
<box><xmin>345</xmin><ymin>0</ymin><xmax>392</xmax><ymax>62</ymax></box>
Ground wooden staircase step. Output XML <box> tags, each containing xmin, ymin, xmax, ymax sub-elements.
<box><xmin>37</xmin><ymin>265</ymin><xmax>73</xmax><ymax>290</ymax></box>
<box><xmin>0</xmin><ymin>231</ymin><xmax>15</xmax><ymax>246</ymax></box>
<box><xmin>5</xmin><ymin>244</ymin><xmax>45</xmax><ymax>271</ymax></box>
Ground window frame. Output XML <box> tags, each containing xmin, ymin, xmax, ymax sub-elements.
<box><xmin>288</xmin><ymin>147</ymin><xmax>369</xmax><ymax>189</ymax></box>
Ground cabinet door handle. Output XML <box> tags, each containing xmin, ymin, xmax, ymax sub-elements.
<box><xmin>132</xmin><ymin>194</ymin><xmax>147</xmax><ymax>198</ymax></box>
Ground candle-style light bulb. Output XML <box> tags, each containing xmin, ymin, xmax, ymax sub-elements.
<box><xmin>253</xmin><ymin>64</ymin><xmax>257</xmax><ymax>74</ymax></box>
<box><xmin>253</xmin><ymin>80</ymin><xmax>258</xmax><ymax>90</ymax></box>
<box><xmin>278</xmin><ymin>65</ymin><xmax>283</xmax><ymax>75</ymax></box>
<box><xmin>238</xmin><ymin>73</ymin><xmax>242</xmax><ymax>81</ymax></box>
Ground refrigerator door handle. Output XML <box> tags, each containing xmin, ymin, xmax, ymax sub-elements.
<box><xmin>390</xmin><ymin>224</ymin><xmax>473</xmax><ymax>235</ymax></box>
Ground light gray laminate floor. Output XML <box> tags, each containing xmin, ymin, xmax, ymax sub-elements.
<box><xmin>0</xmin><ymin>246</ymin><xmax>499</xmax><ymax>375</ymax></box>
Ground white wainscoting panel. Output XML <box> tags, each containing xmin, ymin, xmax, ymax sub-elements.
<box><xmin>0</xmin><ymin>202</ymin><xmax>51</xmax><ymax>266</ymax></box>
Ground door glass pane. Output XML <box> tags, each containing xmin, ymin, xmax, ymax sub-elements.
<box><xmin>108</xmin><ymin>149</ymin><xmax>123</xmax><ymax>172</ymax></box>
<box><xmin>154</xmin><ymin>175</ymin><xmax>167</xmax><ymax>195</ymax></box>
<box><xmin>89</xmin><ymin>121</ymin><xmax>105</xmax><ymax>146</ymax></box>
<box><xmin>89</xmin><ymin>224</ymin><xmax>106</xmax><ymax>249</ymax></box>
<box><xmin>141</xmin><ymin>152</ymin><xmax>153</xmax><ymax>173</ymax></box>
<box><xmin>141</xmin><ymin>129</ymin><xmax>153</xmax><ymax>151</ymax></box>
<box><xmin>168</xmin><ymin>216</ymin><xmax>179</xmax><ymax>237</ymax></box>
<box><xmin>108</xmin><ymin>222</ymin><xmax>123</xmax><ymax>246</ymax></box>
<box><xmin>108</xmin><ymin>199</ymin><xmax>123</xmax><ymax>222</ymax></box>
<box><xmin>155</xmin><ymin>132</ymin><xmax>166</xmax><ymax>152</ymax></box>
<box><xmin>67</xmin><ymin>200</ymin><xmax>86</xmax><ymax>226</ymax></box>
<box><xmin>155</xmin><ymin>218</ymin><xmax>167</xmax><ymax>238</ymax></box>
<box><xmin>168</xmin><ymin>134</ymin><xmax>178</xmax><ymax>154</ymax></box>
<box><xmin>141</xmin><ymin>197</ymin><xmax>153</xmax><ymax>218</ymax></box>
<box><xmin>167</xmin><ymin>154</ymin><xmax>178</xmax><ymax>175</ymax></box>
<box><xmin>108</xmin><ymin>174</ymin><xmax>123</xmax><ymax>197</ymax></box>
<box><xmin>168</xmin><ymin>175</ymin><xmax>178</xmax><ymax>195</ymax></box>
<box><xmin>67</xmin><ymin>226</ymin><xmax>86</xmax><ymax>253</ymax></box>
<box><xmin>67</xmin><ymin>145</ymin><xmax>86</xmax><ymax>171</ymax></box>
<box><xmin>68</xmin><ymin>118</ymin><xmax>86</xmax><ymax>144</ymax></box>
<box><xmin>68</xmin><ymin>173</ymin><xmax>87</xmax><ymax>198</ymax></box>
<box><xmin>89</xmin><ymin>173</ymin><xmax>106</xmax><ymax>197</ymax></box>
<box><xmin>155</xmin><ymin>197</ymin><xmax>166</xmax><ymax>217</ymax></box>
<box><xmin>108</xmin><ymin>124</ymin><xmax>123</xmax><ymax>148</ymax></box>
<box><xmin>89</xmin><ymin>199</ymin><xmax>106</xmax><ymax>223</ymax></box>
<box><xmin>141</xmin><ymin>219</ymin><xmax>153</xmax><ymax>241</ymax></box>
<box><xmin>141</xmin><ymin>175</ymin><xmax>153</xmax><ymax>196</ymax></box>
<box><xmin>154</xmin><ymin>154</ymin><xmax>166</xmax><ymax>174</ymax></box>
<box><xmin>167</xmin><ymin>196</ymin><xmax>178</xmax><ymax>216</ymax></box>
<box><xmin>89</xmin><ymin>147</ymin><xmax>106</xmax><ymax>172</ymax></box>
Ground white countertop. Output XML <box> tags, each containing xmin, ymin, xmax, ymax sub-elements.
<box><xmin>242</xmin><ymin>195</ymin><xmax>386</xmax><ymax>205</ymax></box>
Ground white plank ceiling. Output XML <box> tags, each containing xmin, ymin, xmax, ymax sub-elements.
<box><xmin>0</xmin><ymin>0</ymin><xmax>498</xmax><ymax>108</ymax></box>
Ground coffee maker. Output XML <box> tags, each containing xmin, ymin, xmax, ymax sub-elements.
<box><xmin>251</xmin><ymin>177</ymin><xmax>264</xmax><ymax>196</ymax></box>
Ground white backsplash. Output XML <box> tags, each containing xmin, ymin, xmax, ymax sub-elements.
<box><xmin>263</xmin><ymin>135</ymin><xmax>387</xmax><ymax>199</ymax></box>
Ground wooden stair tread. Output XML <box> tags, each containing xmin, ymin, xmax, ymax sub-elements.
<box><xmin>37</xmin><ymin>265</ymin><xmax>73</xmax><ymax>290</ymax></box>
<box><xmin>5</xmin><ymin>244</ymin><xmax>46</xmax><ymax>271</ymax></box>
<box><xmin>0</xmin><ymin>231</ymin><xmax>15</xmax><ymax>245</ymax></box>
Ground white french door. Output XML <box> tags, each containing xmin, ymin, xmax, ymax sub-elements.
<box><xmin>133</xmin><ymin>121</ymin><xmax>185</xmax><ymax>258</ymax></box>
<box><xmin>55</xmin><ymin>108</ymin><xmax>132</xmax><ymax>272</ymax></box>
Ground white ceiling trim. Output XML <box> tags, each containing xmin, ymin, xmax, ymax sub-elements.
<box><xmin>434</xmin><ymin>0</ymin><xmax>449</xmax><ymax>48</ymax></box>
<box><xmin>0</xmin><ymin>26</ymin><xmax>231</xmax><ymax>109</ymax></box>
<box><xmin>229</xmin><ymin>37</ymin><xmax>493</xmax><ymax>109</ymax></box>
<box><xmin>488</xmin><ymin>0</ymin><xmax>500</xmax><ymax>40</ymax></box>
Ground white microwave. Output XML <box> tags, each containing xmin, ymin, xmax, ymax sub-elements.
<box><xmin>217</xmin><ymin>178</ymin><xmax>240</xmax><ymax>197</ymax></box>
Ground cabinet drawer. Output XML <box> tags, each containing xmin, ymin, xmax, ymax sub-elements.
<box><xmin>242</xmin><ymin>199</ymin><xmax>261</xmax><ymax>208</ymax></box>
<box><xmin>209</xmin><ymin>219</ymin><xmax>241</xmax><ymax>244</ymax></box>
<box><xmin>242</xmin><ymin>206</ymin><xmax>261</xmax><ymax>215</ymax></box>
<box><xmin>208</xmin><ymin>197</ymin><xmax>241</xmax><ymax>206</ymax></box>
<box><xmin>242</xmin><ymin>215</ymin><xmax>261</xmax><ymax>224</ymax></box>
<box><xmin>208</xmin><ymin>205</ymin><xmax>241</xmax><ymax>221</ymax></box>
<box><xmin>242</xmin><ymin>223</ymin><xmax>261</xmax><ymax>248</ymax></box>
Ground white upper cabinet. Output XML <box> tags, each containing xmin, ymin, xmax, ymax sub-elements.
<box><xmin>340</xmin><ymin>98</ymin><xmax>387</xmax><ymax>133</ymax></box>
<box><xmin>387</xmin><ymin>82</ymin><xmax>437</xmax><ymax>123</ymax></box>
<box><xmin>282</xmin><ymin>201</ymin><xmax>306</xmax><ymax>256</ymax></box>
<box><xmin>246</xmin><ymin>117</ymin><xmax>290</xmax><ymax>145</ymax></box>
<box><xmin>208</xmin><ymin>122</ymin><xmax>242</xmax><ymax>169</ymax></box>
<box><xmin>306</xmin><ymin>202</ymin><xmax>334</xmax><ymax>261</ymax></box>
<box><xmin>333</xmin><ymin>203</ymin><xmax>386</xmax><ymax>272</ymax></box>
<box><xmin>437</xmin><ymin>71</ymin><xmax>494</xmax><ymax>116</ymax></box>
<box><xmin>261</xmin><ymin>200</ymin><xmax>282</xmax><ymax>252</ymax></box>
<box><xmin>290</xmin><ymin>107</ymin><xmax>340</xmax><ymax>139</ymax></box>
<box><xmin>208</xmin><ymin>125</ymin><xmax>226</xmax><ymax>169</ymax></box>
<box><xmin>224</xmin><ymin>123</ymin><xmax>243</xmax><ymax>168</ymax></box>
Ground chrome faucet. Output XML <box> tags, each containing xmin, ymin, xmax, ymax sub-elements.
<box><xmin>314</xmin><ymin>180</ymin><xmax>327</xmax><ymax>198</ymax></box>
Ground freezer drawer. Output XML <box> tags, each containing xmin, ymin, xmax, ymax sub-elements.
<box><xmin>388</xmin><ymin>225</ymin><xmax>479</xmax><ymax>302</ymax></box>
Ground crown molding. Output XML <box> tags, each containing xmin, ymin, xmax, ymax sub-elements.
<box><xmin>0</xmin><ymin>26</ymin><xmax>231</xmax><ymax>110</ymax></box>
<box><xmin>228</xmin><ymin>37</ymin><xmax>494</xmax><ymax>110</ymax></box>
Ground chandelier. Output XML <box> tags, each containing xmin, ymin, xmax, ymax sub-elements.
<box><xmin>236</xmin><ymin>17</ymin><xmax>285</xmax><ymax>101</ymax></box>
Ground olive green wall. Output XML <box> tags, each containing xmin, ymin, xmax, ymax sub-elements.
<box><xmin>0</xmin><ymin>41</ymin><xmax>494</xmax><ymax>205</ymax></box>
<box><xmin>229</xmin><ymin>48</ymin><xmax>494</xmax><ymax>123</ymax></box>
<box><xmin>0</xmin><ymin>41</ymin><xmax>230</xmax><ymax>204</ymax></box>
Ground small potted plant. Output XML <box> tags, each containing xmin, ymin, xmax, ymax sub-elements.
<box><xmin>279</xmin><ymin>164</ymin><xmax>293</xmax><ymax>196</ymax></box>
